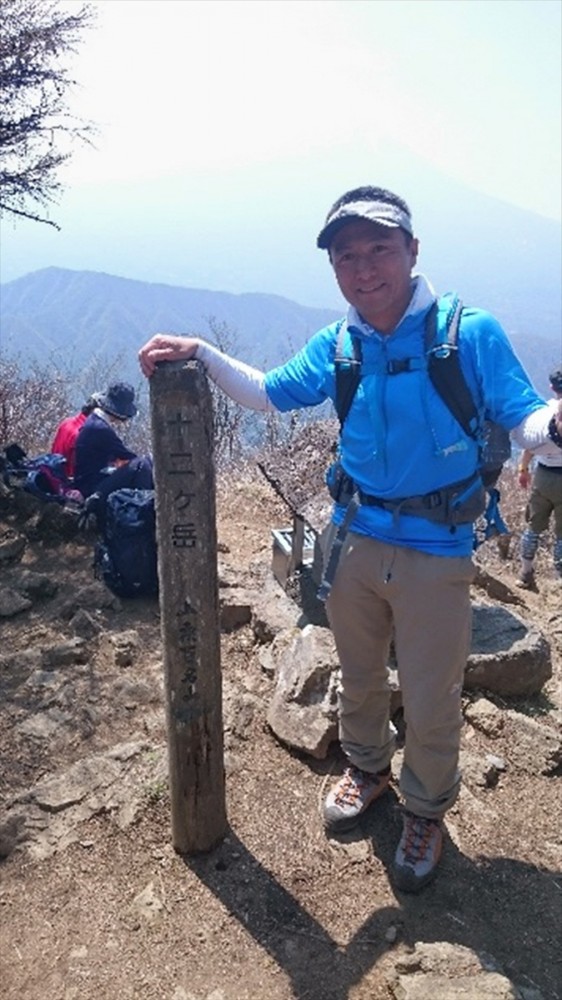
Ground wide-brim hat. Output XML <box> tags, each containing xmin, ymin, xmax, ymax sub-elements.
<box><xmin>98</xmin><ymin>382</ymin><xmax>137</xmax><ymax>420</ymax></box>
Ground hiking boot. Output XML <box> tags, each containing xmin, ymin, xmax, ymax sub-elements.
<box><xmin>516</xmin><ymin>569</ymin><xmax>536</xmax><ymax>590</ymax></box>
<box><xmin>393</xmin><ymin>810</ymin><xmax>443</xmax><ymax>893</ymax></box>
<box><xmin>323</xmin><ymin>765</ymin><xmax>390</xmax><ymax>833</ymax></box>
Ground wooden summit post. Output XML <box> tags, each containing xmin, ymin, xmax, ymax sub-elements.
<box><xmin>149</xmin><ymin>359</ymin><xmax>227</xmax><ymax>853</ymax></box>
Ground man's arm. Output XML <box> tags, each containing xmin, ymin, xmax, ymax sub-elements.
<box><xmin>512</xmin><ymin>399</ymin><xmax>562</xmax><ymax>453</ymax></box>
<box><xmin>138</xmin><ymin>334</ymin><xmax>275</xmax><ymax>412</ymax></box>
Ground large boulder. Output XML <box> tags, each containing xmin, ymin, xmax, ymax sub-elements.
<box><xmin>467</xmin><ymin>603</ymin><xmax>551</xmax><ymax>696</ymax></box>
<box><xmin>266</xmin><ymin>624</ymin><xmax>339</xmax><ymax>759</ymax></box>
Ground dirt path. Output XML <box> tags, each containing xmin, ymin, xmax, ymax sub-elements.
<box><xmin>0</xmin><ymin>471</ymin><xmax>560</xmax><ymax>1000</ymax></box>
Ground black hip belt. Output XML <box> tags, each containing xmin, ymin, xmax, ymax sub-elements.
<box><xmin>359</xmin><ymin>487</ymin><xmax>445</xmax><ymax>511</ymax></box>
<box><xmin>357</xmin><ymin>471</ymin><xmax>485</xmax><ymax>526</ymax></box>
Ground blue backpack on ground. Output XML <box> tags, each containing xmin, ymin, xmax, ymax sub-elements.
<box><xmin>93</xmin><ymin>488</ymin><xmax>158</xmax><ymax>598</ymax></box>
<box><xmin>22</xmin><ymin>453</ymin><xmax>72</xmax><ymax>503</ymax></box>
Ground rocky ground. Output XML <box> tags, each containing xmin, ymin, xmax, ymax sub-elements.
<box><xmin>0</xmin><ymin>466</ymin><xmax>560</xmax><ymax>1000</ymax></box>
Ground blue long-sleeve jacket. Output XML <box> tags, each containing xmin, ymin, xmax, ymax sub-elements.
<box><xmin>264</xmin><ymin>277</ymin><xmax>545</xmax><ymax>557</ymax></box>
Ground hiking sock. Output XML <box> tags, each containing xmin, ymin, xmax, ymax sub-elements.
<box><xmin>521</xmin><ymin>530</ymin><xmax>540</xmax><ymax>562</ymax></box>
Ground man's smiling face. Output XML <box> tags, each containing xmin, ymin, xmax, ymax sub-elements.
<box><xmin>329</xmin><ymin>218</ymin><xmax>419</xmax><ymax>334</ymax></box>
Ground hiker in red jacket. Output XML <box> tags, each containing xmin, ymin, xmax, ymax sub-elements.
<box><xmin>51</xmin><ymin>394</ymin><xmax>100</xmax><ymax>479</ymax></box>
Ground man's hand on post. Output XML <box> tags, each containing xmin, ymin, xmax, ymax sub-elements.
<box><xmin>138</xmin><ymin>335</ymin><xmax>201</xmax><ymax>377</ymax></box>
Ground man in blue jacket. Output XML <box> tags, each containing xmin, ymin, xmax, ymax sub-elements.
<box><xmin>138</xmin><ymin>185</ymin><xmax>562</xmax><ymax>892</ymax></box>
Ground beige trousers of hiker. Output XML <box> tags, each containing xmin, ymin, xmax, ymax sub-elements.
<box><xmin>326</xmin><ymin>533</ymin><xmax>476</xmax><ymax>819</ymax></box>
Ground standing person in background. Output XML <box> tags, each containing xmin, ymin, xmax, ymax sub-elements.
<box><xmin>51</xmin><ymin>393</ymin><xmax>100</xmax><ymax>479</ymax></box>
<box><xmin>74</xmin><ymin>382</ymin><xmax>153</xmax><ymax>502</ymax></box>
<box><xmin>517</xmin><ymin>366</ymin><xmax>562</xmax><ymax>588</ymax></box>
<box><xmin>138</xmin><ymin>185</ymin><xmax>562</xmax><ymax>892</ymax></box>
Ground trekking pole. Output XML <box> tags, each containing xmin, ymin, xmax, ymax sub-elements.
<box><xmin>149</xmin><ymin>359</ymin><xmax>227</xmax><ymax>853</ymax></box>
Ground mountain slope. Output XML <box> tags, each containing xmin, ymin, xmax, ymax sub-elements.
<box><xmin>0</xmin><ymin>267</ymin><xmax>341</xmax><ymax>376</ymax></box>
<box><xmin>1</xmin><ymin>266</ymin><xmax>559</xmax><ymax>396</ymax></box>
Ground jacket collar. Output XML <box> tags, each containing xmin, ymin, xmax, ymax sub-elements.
<box><xmin>346</xmin><ymin>273</ymin><xmax>437</xmax><ymax>337</ymax></box>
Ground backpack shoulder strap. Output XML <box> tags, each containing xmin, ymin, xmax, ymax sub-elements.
<box><xmin>334</xmin><ymin>322</ymin><xmax>362</xmax><ymax>432</ymax></box>
<box><xmin>425</xmin><ymin>294</ymin><xmax>480</xmax><ymax>441</ymax></box>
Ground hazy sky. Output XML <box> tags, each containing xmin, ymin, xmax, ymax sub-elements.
<box><xmin>61</xmin><ymin>0</ymin><xmax>561</xmax><ymax>217</ymax></box>
<box><xmin>1</xmin><ymin>0</ymin><xmax>561</xmax><ymax>299</ymax></box>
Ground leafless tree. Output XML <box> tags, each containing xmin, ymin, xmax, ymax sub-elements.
<box><xmin>0</xmin><ymin>0</ymin><xmax>95</xmax><ymax>228</ymax></box>
<box><xmin>205</xmin><ymin>317</ymin><xmax>248</xmax><ymax>467</ymax></box>
<box><xmin>0</xmin><ymin>352</ymin><xmax>71</xmax><ymax>453</ymax></box>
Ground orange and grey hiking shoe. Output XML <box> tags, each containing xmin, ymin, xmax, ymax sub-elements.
<box><xmin>323</xmin><ymin>764</ymin><xmax>390</xmax><ymax>833</ymax></box>
<box><xmin>393</xmin><ymin>810</ymin><xmax>443</xmax><ymax>893</ymax></box>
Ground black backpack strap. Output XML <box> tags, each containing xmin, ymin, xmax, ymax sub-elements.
<box><xmin>425</xmin><ymin>295</ymin><xmax>480</xmax><ymax>441</ymax></box>
<box><xmin>334</xmin><ymin>323</ymin><xmax>363</xmax><ymax>431</ymax></box>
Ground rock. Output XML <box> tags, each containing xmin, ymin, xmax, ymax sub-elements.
<box><xmin>0</xmin><ymin>586</ymin><xmax>32</xmax><ymax>617</ymax></box>
<box><xmin>464</xmin><ymin>697</ymin><xmax>505</xmax><ymax>738</ymax></box>
<box><xmin>70</xmin><ymin>608</ymin><xmax>102</xmax><ymax>639</ymax></box>
<box><xmin>460</xmin><ymin>749</ymin><xmax>506</xmax><ymax>789</ymax></box>
<box><xmin>99</xmin><ymin>629</ymin><xmax>140</xmax><ymax>667</ymax></box>
<box><xmin>258</xmin><ymin>643</ymin><xmax>277</xmax><ymax>677</ymax></box>
<box><xmin>217</xmin><ymin>563</ymin><xmax>258</xmax><ymax>630</ymax></box>
<box><xmin>0</xmin><ymin>738</ymin><xmax>152</xmax><ymax>859</ymax></box>
<box><xmin>502</xmin><ymin>711</ymin><xmax>561</xmax><ymax>775</ymax></box>
<box><xmin>27</xmin><ymin>502</ymin><xmax>82</xmax><ymax>543</ymax></box>
<box><xmin>472</xmin><ymin>566</ymin><xmax>524</xmax><ymax>606</ymax></box>
<box><xmin>391</xmin><ymin>971</ymin><xmax>526</xmax><ymax>999</ymax></box>
<box><xmin>223</xmin><ymin>684</ymin><xmax>261</xmax><ymax>742</ymax></box>
<box><xmin>266</xmin><ymin>624</ymin><xmax>339</xmax><ymax>759</ymax></box>
<box><xmin>17</xmin><ymin>708</ymin><xmax>73</xmax><ymax>740</ymax></box>
<box><xmin>0</xmin><ymin>528</ymin><xmax>26</xmax><ymax>564</ymax></box>
<box><xmin>391</xmin><ymin>942</ymin><xmax>538</xmax><ymax>1000</ymax></box>
<box><xmin>485</xmin><ymin>754</ymin><xmax>507</xmax><ymax>771</ymax></box>
<box><xmin>58</xmin><ymin>581</ymin><xmax>121</xmax><ymax>618</ymax></box>
<box><xmin>0</xmin><ymin>811</ymin><xmax>29</xmax><ymax>858</ymax></box>
<box><xmin>219</xmin><ymin>587</ymin><xmax>254</xmax><ymax>631</ymax></box>
<box><xmin>252</xmin><ymin>574</ymin><xmax>305</xmax><ymax>643</ymax></box>
<box><xmin>6</xmin><ymin>567</ymin><xmax>57</xmax><ymax>599</ymax></box>
<box><xmin>466</xmin><ymin>604</ymin><xmax>551</xmax><ymax>695</ymax></box>
<box><xmin>327</xmin><ymin>830</ymin><xmax>372</xmax><ymax>862</ymax></box>
<box><xmin>42</xmin><ymin>637</ymin><xmax>88</xmax><ymax>669</ymax></box>
<box><xmin>130</xmin><ymin>881</ymin><xmax>164</xmax><ymax>923</ymax></box>
<box><xmin>0</xmin><ymin>649</ymin><xmax>44</xmax><ymax>695</ymax></box>
<box><xmin>113</xmin><ymin>676</ymin><xmax>160</xmax><ymax>708</ymax></box>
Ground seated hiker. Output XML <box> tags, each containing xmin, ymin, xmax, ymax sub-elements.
<box><xmin>74</xmin><ymin>382</ymin><xmax>153</xmax><ymax>502</ymax></box>
<box><xmin>51</xmin><ymin>393</ymin><xmax>101</xmax><ymax>479</ymax></box>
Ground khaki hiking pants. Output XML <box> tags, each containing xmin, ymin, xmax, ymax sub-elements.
<box><xmin>326</xmin><ymin>533</ymin><xmax>476</xmax><ymax>819</ymax></box>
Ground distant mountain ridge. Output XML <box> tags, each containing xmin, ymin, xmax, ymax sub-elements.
<box><xmin>0</xmin><ymin>266</ymin><xmax>341</xmax><ymax>375</ymax></box>
<box><xmin>0</xmin><ymin>266</ymin><xmax>559</xmax><ymax>397</ymax></box>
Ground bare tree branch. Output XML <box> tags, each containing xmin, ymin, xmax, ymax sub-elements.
<box><xmin>0</xmin><ymin>0</ymin><xmax>95</xmax><ymax>227</ymax></box>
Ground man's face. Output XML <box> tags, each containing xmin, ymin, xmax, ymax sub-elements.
<box><xmin>329</xmin><ymin>218</ymin><xmax>419</xmax><ymax>333</ymax></box>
